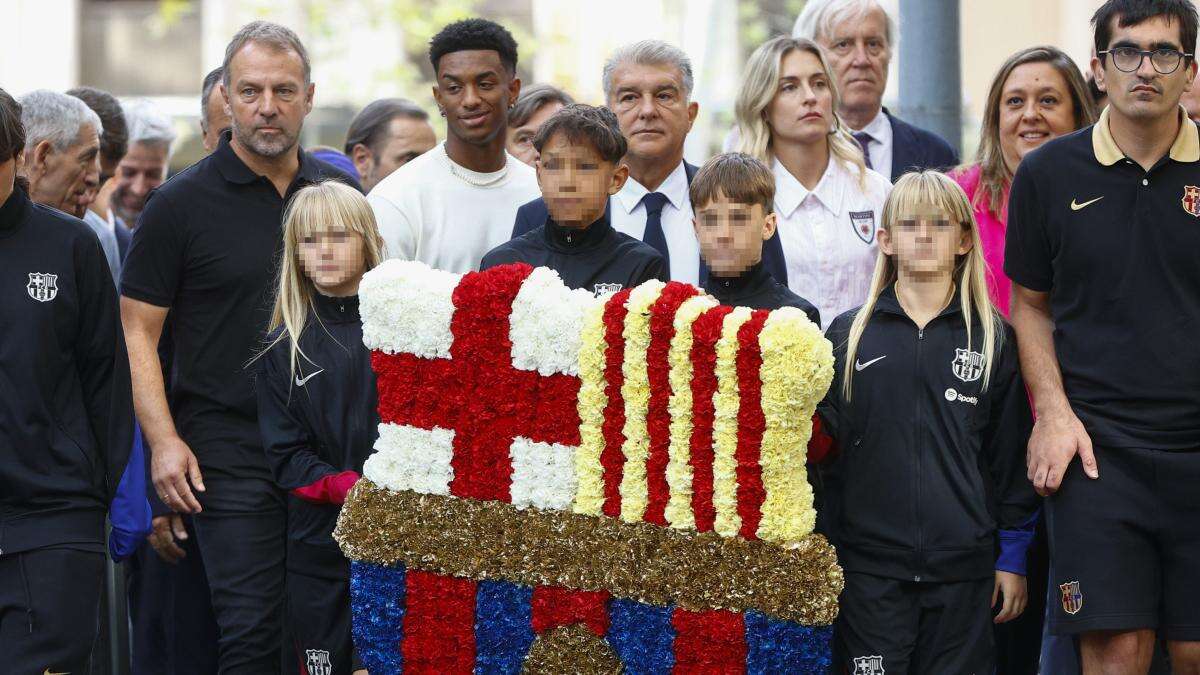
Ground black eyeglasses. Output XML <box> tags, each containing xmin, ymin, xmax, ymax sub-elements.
<box><xmin>1100</xmin><ymin>47</ymin><xmax>1193</xmax><ymax>74</ymax></box>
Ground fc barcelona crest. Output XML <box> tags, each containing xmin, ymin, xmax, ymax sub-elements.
<box><xmin>853</xmin><ymin>654</ymin><xmax>886</xmax><ymax>674</ymax></box>
<box><xmin>304</xmin><ymin>649</ymin><xmax>332</xmax><ymax>675</ymax></box>
<box><xmin>1060</xmin><ymin>580</ymin><xmax>1083</xmax><ymax>615</ymax></box>
<box><xmin>1183</xmin><ymin>185</ymin><xmax>1200</xmax><ymax>217</ymax></box>
<box><xmin>849</xmin><ymin>210</ymin><xmax>876</xmax><ymax>244</ymax></box>
<box><xmin>951</xmin><ymin>348</ymin><xmax>986</xmax><ymax>383</ymax></box>
<box><xmin>27</xmin><ymin>272</ymin><xmax>58</xmax><ymax>303</ymax></box>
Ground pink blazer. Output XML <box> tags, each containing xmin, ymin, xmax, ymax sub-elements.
<box><xmin>953</xmin><ymin>164</ymin><xmax>1011</xmax><ymax>317</ymax></box>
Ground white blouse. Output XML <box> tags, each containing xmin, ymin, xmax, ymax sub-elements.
<box><xmin>773</xmin><ymin>156</ymin><xmax>892</xmax><ymax>328</ymax></box>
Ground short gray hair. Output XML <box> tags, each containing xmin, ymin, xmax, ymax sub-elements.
<box><xmin>792</xmin><ymin>0</ymin><xmax>896</xmax><ymax>51</ymax></box>
<box><xmin>509</xmin><ymin>84</ymin><xmax>574</xmax><ymax>129</ymax></box>
<box><xmin>222</xmin><ymin>21</ymin><xmax>311</xmax><ymax>88</ymax></box>
<box><xmin>18</xmin><ymin>89</ymin><xmax>102</xmax><ymax>154</ymax></box>
<box><xmin>602</xmin><ymin>40</ymin><xmax>694</xmax><ymax>102</ymax></box>
<box><xmin>123</xmin><ymin>99</ymin><xmax>177</xmax><ymax>155</ymax></box>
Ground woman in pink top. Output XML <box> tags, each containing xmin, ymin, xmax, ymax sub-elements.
<box><xmin>954</xmin><ymin>46</ymin><xmax>1097</xmax><ymax>316</ymax></box>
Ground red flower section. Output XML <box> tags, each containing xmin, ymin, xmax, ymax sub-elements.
<box><xmin>446</xmin><ymin>264</ymin><xmax>533</xmax><ymax>501</ymax></box>
<box><xmin>734</xmin><ymin>310</ymin><xmax>769</xmax><ymax>540</ymax></box>
<box><xmin>600</xmin><ymin>289</ymin><xmax>633</xmax><ymax>518</ymax></box>
<box><xmin>671</xmin><ymin>608</ymin><xmax>747</xmax><ymax>674</ymax></box>
<box><xmin>402</xmin><ymin>570</ymin><xmax>476</xmax><ymax>674</ymax></box>
<box><xmin>644</xmin><ymin>282</ymin><xmax>699</xmax><ymax>525</ymax></box>
<box><xmin>373</xmin><ymin>351</ymin><xmax>457</xmax><ymax>430</ymax></box>
<box><xmin>688</xmin><ymin>306</ymin><xmax>734</xmax><ymax>532</ymax></box>
<box><xmin>531</xmin><ymin>586</ymin><xmax>611</xmax><ymax>636</ymax></box>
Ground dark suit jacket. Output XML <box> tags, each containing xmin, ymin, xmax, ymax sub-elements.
<box><xmin>511</xmin><ymin>160</ymin><xmax>789</xmax><ymax>288</ymax></box>
<box><xmin>885</xmin><ymin>109</ymin><xmax>959</xmax><ymax>182</ymax></box>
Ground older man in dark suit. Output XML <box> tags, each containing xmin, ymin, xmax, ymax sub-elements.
<box><xmin>512</xmin><ymin>40</ymin><xmax>789</xmax><ymax>288</ymax></box>
<box><xmin>793</xmin><ymin>0</ymin><xmax>958</xmax><ymax>182</ymax></box>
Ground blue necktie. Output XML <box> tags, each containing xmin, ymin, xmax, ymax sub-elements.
<box><xmin>852</xmin><ymin>131</ymin><xmax>874</xmax><ymax>170</ymax></box>
<box><xmin>640</xmin><ymin>192</ymin><xmax>671</xmax><ymax>272</ymax></box>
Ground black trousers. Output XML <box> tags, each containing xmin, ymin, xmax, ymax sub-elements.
<box><xmin>0</xmin><ymin>547</ymin><xmax>104</xmax><ymax>674</ymax></box>
<box><xmin>834</xmin><ymin>571</ymin><xmax>994</xmax><ymax>674</ymax></box>
<box><xmin>193</xmin><ymin>475</ymin><xmax>288</xmax><ymax>675</ymax></box>
<box><xmin>126</xmin><ymin>514</ymin><xmax>220</xmax><ymax>675</ymax></box>
<box><xmin>287</xmin><ymin>571</ymin><xmax>360</xmax><ymax>674</ymax></box>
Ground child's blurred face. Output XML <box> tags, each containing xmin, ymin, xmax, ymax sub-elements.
<box><xmin>536</xmin><ymin>131</ymin><xmax>627</xmax><ymax>228</ymax></box>
<box><xmin>298</xmin><ymin>226</ymin><xmax>366</xmax><ymax>295</ymax></box>
<box><xmin>693</xmin><ymin>191</ymin><xmax>776</xmax><ymax>276</ymax></box>
<box><xmin>879</xmin><ymin>209</ymin><xmax>970</xmax><ymax>278</ymax></box>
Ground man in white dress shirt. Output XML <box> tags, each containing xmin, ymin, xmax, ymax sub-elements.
<box><xmin>602</xmin><ymin>40</ymin><xmax>703</xmax><ymax>285</ymax></box>
<box><xmin>793</xmin><ymin>0</ymin><xmax>958</xmax><ymax>182</ymax></box>
<box><xmin>369</xmin><ymin>18</ymin><xmax>539</xmax><ymax>273</ymax></box>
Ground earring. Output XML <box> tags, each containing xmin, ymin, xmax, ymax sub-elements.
<box><xmin>439</xmin><ymin>109</ymin><xmax>446</xmax><ymax>117</ymax></box>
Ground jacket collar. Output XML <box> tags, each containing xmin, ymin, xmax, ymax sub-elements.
<box><xmin>705</xmin><ymin>259</ymin><xmax>770</xmax><ymax>297</ymax></box>
<box><xmin>312</xmin><ymin>292</ymin><xmax>360</xmax><ymax>324</ymax></box>
<box><xmin>873</xmin><ymin>283</ymin><xmax>963</xmax><ymax>320</ymax></box>
<box><xmin>212</xmin><ymin>129</ymin><xmax>323</xmax><ymax>185</ymax></box>
<box><xmin>0</xmin><ymin>184</ymin><xmax>30</xmax><ymax>236</ymax></box>
<box><xmin>543</xmin><ymin>206</ymin><xmax>614</xmax><ymax>252</ymax></box>
<box><xmin>1092</xmin><ymin>105</ymin><xmax>1200</xmax><ymax>166</ymax></box>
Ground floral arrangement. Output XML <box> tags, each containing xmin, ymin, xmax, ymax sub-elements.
<box><xmin>338</xmin><ymin>261</ymin><xmax>840</xmax><ymax>674</ymax></box>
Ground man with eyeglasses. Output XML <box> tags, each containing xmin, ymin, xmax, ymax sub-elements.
<box><xmin>1006</xmin><ymin>0</ymin><xmax>1200</xmax><ymax>672</ymax></box>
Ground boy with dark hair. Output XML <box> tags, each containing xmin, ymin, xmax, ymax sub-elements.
<box><xmin>691</xmin><ymin>153</ymin><xmax>819</xmax><ymax>324</ymax></box>
<box><xmin>370</xmin><ymin>18</ymin><xmax>539</xmax><ymax>272</ymax></box>
<box><xmin>482</xmin><ymin>104</ymin><xmax>666</xmax><ymax>294</ymax></box>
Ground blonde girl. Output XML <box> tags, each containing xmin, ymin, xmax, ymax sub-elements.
<box><xmin>734</xmin><ymin>36</ymin><xmax>892</xmax><ymax>327</ymax></box>
<box><xmin>813</xmin><ymin>171</ymin><xmax>1039</xmax><ymax>674</ymax></box>
<box><xmin>255</xmin><ymin>179</ymin><xmax>383</xmax><ymax>675</ymax></box>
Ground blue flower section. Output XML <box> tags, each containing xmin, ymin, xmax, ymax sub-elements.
<box><xmin>474</xmin><ymin>580</ymin><xmax>534</xmax><ymax>674</ymax></box>
<box><xmin>349</xmin><ymin>561</ymin><xmax>406</xmax><ymax>674</ymax></box>
<box><xmin>745</xmin><ymin>611</ymin><xmax>833</xmax><ymax>674</ymax></box>
<box><xmin>607</xmin><ymin>598</ymin><xmax>675</xmax><ymax>674</ymax></box>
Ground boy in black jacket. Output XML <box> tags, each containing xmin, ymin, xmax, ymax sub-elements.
<box><xmin>0</xmin><ymin>88</ymin><xmax>133</xmax><ymax>672</ymax></box>
<box><xmin>482</xmin><ymin>104</ymin><xmax>666</xmax><ymax>294</ymax></box>
<box><xmin>691</xmin><ymin>153</ymin><xmax>820</xmax><ymax>325</ymax></box>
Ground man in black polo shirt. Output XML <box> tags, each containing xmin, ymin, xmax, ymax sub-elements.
<box><xmin>1006</xmin><ymin>0</ymin><xmax>1200</xmax><ymax>670</ymax></box>
<box><xmin>120</xmin><ymin>21</ymin><xmax>354</xmax><ymax>674</ymax></box>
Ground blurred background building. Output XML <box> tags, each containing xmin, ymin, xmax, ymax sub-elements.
<box><xmin>2</xmin><ymin>0</ymin><xmax>1111</xmax><ymax>173</ymax></box>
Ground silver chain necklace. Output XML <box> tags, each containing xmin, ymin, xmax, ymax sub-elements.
<box><xmin>444</xmin><ymin>151</ymin><xmax>509</xmax><ymax>187</ymax></box>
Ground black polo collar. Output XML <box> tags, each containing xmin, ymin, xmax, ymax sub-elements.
<box><xmin>212</xmin><ymin>129</ymin><xmax>323</xmax><ymax>186</ymax></box>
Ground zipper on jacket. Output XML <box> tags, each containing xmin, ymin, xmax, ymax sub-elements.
<box><xmin>913</xmin><ymin>326</ymin><xmax>924</xmax><ymax>582</ymax></box>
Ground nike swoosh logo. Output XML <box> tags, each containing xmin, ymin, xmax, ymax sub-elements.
<box><xmin>44</xmin><ymin>669</ymin><xmax>70</xmax><ymax>675</ymax></box>
<box><xmin>854</xmin><ymin>355</ymin><xmax>886</xmax><ymax>371</ymax></box>
<box><xmin>1070</xmin><ymin>196</ymin><xmax>1104</xmax><ymax>211</ymax></box>
<box><xmin>295</xmin><ymin>369</ymin><xmax>324</xmax><ymax>387</ymax></box>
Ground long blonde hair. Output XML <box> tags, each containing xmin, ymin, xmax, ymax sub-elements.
<box><xmin>970</xmin><ymin>46</ymin><xmax>1096</xmax><ymax>216</ymax></box>
<box><xmin>734</xmin><ymin>36</ymin><xmax>868</xmax><ymax>189</ymax></box>
<box><xmin>842</xmin><ymin>171</ymin><xmax>1002</xmax><ymax>400</ymax></box>
<box><xmin>260</xmin><ymin>180</ymin><xmax>385</xmax><ymax>381</ymax></box>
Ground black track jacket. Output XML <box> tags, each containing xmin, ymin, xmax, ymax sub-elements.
<box><xmin>816</xmin><ymin>286</ymin><xmax>1037</xmax><ymax>582</ymax></box>
<box><xmin>0</xmin><ymin>186</ymin><xmax>133</xmax><ymax>554</ymax></box>
<box><xmin>256</xmin><ymin>293</ymin><xmax>378</xmax><ymax>579</ymax></box>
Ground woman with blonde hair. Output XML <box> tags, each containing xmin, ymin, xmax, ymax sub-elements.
<box><xmin>953</xmin><ymin>45</ymin><xmax>1096</xmax><ymax>316</ymax></box>
<box><xmin>813</xmin><ymin>171</ymin><xmax>1038</xmax><ymax>673</ymax></box>
<box><xmin>254</xmin><ymin>179</ymin><xmax>384</xmax><ymax>675</ymax></box>
<box><xmin>735</xmin><ymin>35</ymin><xmax>892</xmax><ymax>327</ymax></box>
